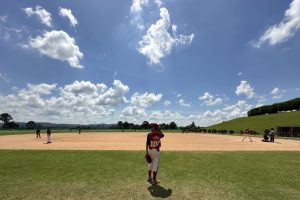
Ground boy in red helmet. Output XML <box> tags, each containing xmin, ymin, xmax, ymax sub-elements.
<box><xmin>146</xmin><ymin>123</ymin><xmax>164</xmax><ymax>184</ymax></box>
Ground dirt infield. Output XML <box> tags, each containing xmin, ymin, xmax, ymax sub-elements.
<box><xmin>0</xmin><ymin>132</ymin><xmax>299</xmax><ymax>151</ymax></box>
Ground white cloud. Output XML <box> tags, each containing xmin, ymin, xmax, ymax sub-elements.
<box><xmin>22</xmin><ymin>5</ymin><xmax>52</xmax><ymax>27</ymax></box>
<box><xmin>0</xmin><ymin>80</ymin><xmax>129</xmax><ymax>124</ymax></box>
<box><xmin>59</xmin><ymin>7</ymin><xmax>78</xmax><ymax>27</ymax></box>
<box><xmin>121</xmin><ymin>90</ymin><xmax>162</xmax><ymax>119</ymax></box>
<box><xmin>270</xmin><ymin>87</ymin><xmax>283</xmax><ymax>99</ymax></box>
<box><xmin>187</xmin><ymin>100</ymin><xmax>253</xmax><ymax>126</ymax></box>
<box><xmin>130</xmin><ymin>92</ymin><xmax>162</xmax><ymax>108</ymax></box>
<box><xmin>0</xmin><ymin>15</ymin><xmax>7</xmax><ymax>23</ymax></box>
<box><xmin>0</xmin><ymin>73</ymin><xmax>10</xmax><ymax>83</ymax></box>
<box><xmin>27</xmin><ymin>30</ymin><xmax>84</xmax><ymax>68</ymax></box>
<box><xmin>251</xmin><ymin>0</ymin><xmax>300</xmax><ymax>48</ymax></box>
<box><xmin>138</xmin><ymin>7</ymin><xmax>194</xmax><ymax>65</ymax></box>
<box><xmin>95</xmin><ymin>80</ymin><xmax>130</xmax><ymax>106</ymax></box>
<box><xmin>272</xmin><ymin>95</ymin><xmax>282</xmax><ymax>99</ymax></box>
<box><xmin>199</xmin><ymin>92</ymin><xmax>223</xmax><ymax>106</ymax></box>
<box><xmin>270</xmin><ymin>87</ymin><xmax>280</xmax><ymax>95</ymax></box>
<box><xmin>164</xmin><ymin>100</ymin><xmax>171</xmax><ymax>106</ymax></box>
<box><xmin>25</xmin><ymin>83</ymin><xmax>57</xmax><ymax>95</ymax></box>
<box><xmin>238</xmin><ymin>72</ymin><xmax>242</xmax><ymax>76</ymax></box>
<box><xmin>179</xmin><ymin>99</ymin><xmax>191</xmax><ymax>107</ymax></box>
<box><xmin>236</xmin><ymin>80</ymin><xmax>255</xmax><ymax>99</ymax></box>
<box><xmin>149</xmin><ymin>110</ymin><xmax>183</xmax><ymax>122</ymax></box>
<box><xmin>122</xmin><ymin>106</ymin><xmax>146</xmax><ymax>117</ymax></box>
<box><xmin>130</xmin><ymin>0</ymin><xmax>150</xmax><ymax>13</ymax></box>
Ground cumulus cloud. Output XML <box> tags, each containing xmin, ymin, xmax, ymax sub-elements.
<box><xmin>236</xmin><ymin>80</ymin><xmax>255</xmax><ymax>99</ymax></box>
<box><xmin>0</xmin><ymin>73</ymin><xmax>10</xmax><ymax>83</ymax></box>
<box><xmin>250</xmin><ymin>0</ymin><xmax>300</xmax><ymax>48</ymax></box>
<box><xmin>164</xmin><ymin>100</ymin><xmax>171</xmax><ymax>106</ymax></box>
<box><xmin>270</xmin><ymin>87</ymin><xmax>283</xmax><ymax>99</ymax></box>
<box><xmin>59</xmin><ymin>7</ymin><xmax>78</xmax><ymax>27</ymax></box>
<box><xmin>130</xmin><ymin>92</ymin><xmax>162</xmax><ymax>107</ymax></box>
<box><xmin>138</xmin><ymin>7</ymin><xmax>194</xmax><ymax>64</ymax></box>
<box><xmin>270</xmin><ymin>87</ymin><xmax>280</xmax><ymax>95</ymax></box>
<box><xmin>199</xmin><ymin>92</ymin><xmax>223</xmax><ymax>106</ymax></box>
<box><xmin>121</xmin><ymin>91</ymin><xmax>162</xmax><ymax>119</ymax></box>
<box><xmin>130</xmin><ymin>0</ymin><xmax>150</xmax><ymax>13</ymax></box>
<box><xmin>149</xmin><ymin>110</ymin><xmax>183</xmax><ymax>122</ymax></box>
<box><xmin>96</xmin><ymin>80</ymin><xmax>130</xmax><ymax>106</ymax></box>
<box><xmin>122</xmin><ymin>106</ymin><xmax>146</xmax><ymax>117</ymax></box>
<box><xmin>27</xmin><ymin>30</ymin><xmax>84</xmax><ymax>68</ymax></box>
<box><xmin>179</xmin><ymin>99</ymin><xmax>191</xmax><ymax>107</ymax></box>
<box><xmin>187</xmin><ymin>100</ymin><xmax>253</xmax><ymax>126</ymax></box>
<box><xmin>25</xmin><ymin>83</ymin><xmax>57</xmax><ymax>95</ymax></box>
<box><xmin>22</xmin><ymin>5</ymin><xmax>52</xmax><ymax>27</ymax></box>
<box><xmin>0</xmin><ymin>80</ymin><xmax>129</xmax><ymax>123</ymax></box>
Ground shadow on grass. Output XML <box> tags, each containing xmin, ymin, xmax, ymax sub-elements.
<box><xmin>148</xmin><ymin>184</ymin><xmax>172</xmax><ymax>198</ymax></box>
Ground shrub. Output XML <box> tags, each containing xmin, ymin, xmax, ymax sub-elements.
<box><xmin>229</xmin><ymin>130</ymin><xmax>234</xmax><ymax>134</ymax></box>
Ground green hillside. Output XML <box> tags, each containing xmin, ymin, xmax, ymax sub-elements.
<box><xmin>208</xmin><ymin>111</ymin><xmax>300</xmax><ymax>134</ymax></box>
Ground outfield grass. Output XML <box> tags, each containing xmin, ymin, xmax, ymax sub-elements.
<box><xmin>0</xmin><ymin>151</ymin><xmax>299</xmax><ymax>200</ymax></box>
<box><xmin>208</xmin><ymin>110</ymin><xmax>300</xmax><ymax>134</ymax></box>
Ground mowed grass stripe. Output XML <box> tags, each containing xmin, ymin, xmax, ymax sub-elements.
<box><xmin>0</xmin><ymin>151</ymin><xmax>299</xmax><ymax>200</ymax></box>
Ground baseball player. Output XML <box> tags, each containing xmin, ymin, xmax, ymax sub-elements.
<box><xmin>36</xmin><ymin>128</ymin><xmax>41</xmax><ymax>138</ymax></box>
<box><xmin>46</xmin><ymin>128</ymin><xmax>52</xmax><ymax>143</ymax></box>
<box><xmin>146</xmin><ymin>123</ymin><xmax>164</xmax><ymax>184</ymax></box>
<box><xmin>242</xmin><ymin>128</ymin><xmax>252</xmax><ymax>142</ymax></box>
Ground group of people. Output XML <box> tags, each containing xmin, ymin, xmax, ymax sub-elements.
<box><xmin>262</xmin><ymin>128</ymin><xmax>275</xmax><ymax>142</ymax></box>
<box><xmin>35</xmin><ymin>128</ymin><xmax>52</xmax><ymax>144</ymax></box>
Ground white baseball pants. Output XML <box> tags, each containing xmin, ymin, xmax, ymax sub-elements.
<box><xmin>148</xmin><ymin>149</ymin><xmax>160</xmax><ymax>172</ymax></box>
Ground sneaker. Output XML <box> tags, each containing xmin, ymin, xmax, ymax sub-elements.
<box><xmin>147</xmin><ymin>177</ymin><xmax>152</xmax><ymax>183</ymax></box>
<box><xmin>152</xmin><ymin>179</ymin><xmax>160</xmax><ymax>185</ymax></box>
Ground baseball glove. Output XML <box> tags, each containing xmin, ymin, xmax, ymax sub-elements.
<box><xmin>145</xmin><ymin>154</ymin><xmax>152</xmax><ymax>163</ymax></box>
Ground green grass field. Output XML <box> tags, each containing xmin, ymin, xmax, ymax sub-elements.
<box><xmin>0</xmin><ymin>150</ymin><xmax>299</xmax><ymax>200</ymax></box>
<box><xmin>208</xmin><ymin>111</ymin><xmax>300</xmax><ymax>134</ymax></box>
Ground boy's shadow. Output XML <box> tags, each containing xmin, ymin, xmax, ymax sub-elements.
<box><xmin>148</xmin><ymin>184</ymin><xmax>172</xmax><ymax>198</ymax></box>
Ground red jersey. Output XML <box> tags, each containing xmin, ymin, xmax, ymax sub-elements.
<box><xmin>146</xmin><ymin>131</ymin><xmax>164</xmax><ymax>150</ymax></box>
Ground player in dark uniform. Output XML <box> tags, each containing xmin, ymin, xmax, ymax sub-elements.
<box><xmin>36</xmin><ymin>128</ymin><xmax>41</xmax><ymax>138</ymax></box>
<box><xmin>146</xmin><ymin>123</ymin><xmax>164</xmax><ymax>184</ymax></box>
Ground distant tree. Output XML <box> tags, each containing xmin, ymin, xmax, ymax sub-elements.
<box><xmin>0</xmin><ymin>113</ymin><xmax>13</xmax><ymax>123</ymax></box>
<box><xmin>141</xmin><ymin>121</ymin><xmax>149</xmax><ymax>129</ymax></box>
<box><xmin>117</xmin><ymin>121</ymin><xmax>124</xmax><ymax>129</ymax></box>
<box><xmin>190</xmin><ymin>122</ymin><xmax>196</xmax><ymax>128</ymax></box>
<box><xmin>229</xmin><ymin>130</ymin><xmax>234</xmax><ymax>134</ymax></box>
<box><xmin>26</xmin><ymin>121</ymin><xmax>36</xmax><ymax>129</ymax></box>
<box><xmin>123</xmin><ymin>121</ymin><xmax>130</xmax><ymax>129</ymax></box>
<box><xmin>169</xmin><ymin>122</ymin><xmax>177</xmax><ymax>129</ymax></box>
<box><xmin>2</xmin><ymin>121</ymin><xmax>19</xmax><ymax>128</ymax></box>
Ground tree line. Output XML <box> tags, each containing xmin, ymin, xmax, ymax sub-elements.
<box><xmin>117</xmin><ymin>121</ymin><xmax>178</xmax><ymax>130</ymax></box>
<box><xmin>0</xmin><ymin>113</ymin><xmax>179</xmax><ymax>130</ymax></box>
<box><xmin>247</xmin><ymin>97</ymin><xmax>300</xmax><ymax>117</ymax></box>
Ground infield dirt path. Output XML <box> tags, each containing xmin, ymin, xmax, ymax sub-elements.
<box><xmin>0</xmin><ymin>132</ymin><xmax>299</xmax><ymax>151</ymax></box>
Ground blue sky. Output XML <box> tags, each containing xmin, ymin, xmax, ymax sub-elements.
<box><xmin>0</xmin><ymin>0</ymin><xmax>300</xmax><ymax>126</ymax></box>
